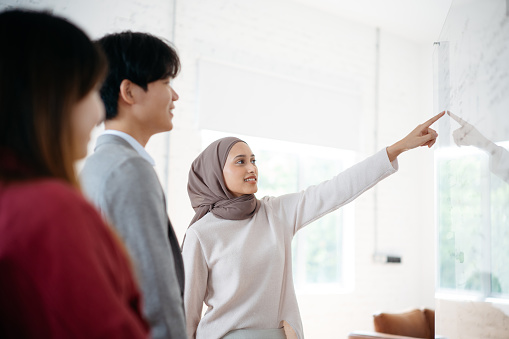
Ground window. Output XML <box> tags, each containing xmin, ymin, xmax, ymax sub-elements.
<box><xmin>202</xmin><ymin>130</ymin><xmax>355</xmax><ymax>293</ymax></box>
<box><xmin>436</xmin><ymin>143</ymin><xmax>509</xmax><ymax>299</ymax></box>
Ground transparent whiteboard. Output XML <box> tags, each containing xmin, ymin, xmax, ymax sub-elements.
<box><xmin>434</xmin><ymin>0</ymin><xmax>509</xmax><ymax>298</ymax></box>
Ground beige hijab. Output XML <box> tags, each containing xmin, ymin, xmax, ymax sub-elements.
<box><xmin>187</xmin><ymin>137</ymin><xmax>261</xmax><ymax>226</ymax></box>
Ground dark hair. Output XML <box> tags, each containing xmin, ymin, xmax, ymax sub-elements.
<box><xmin>0</xmin><ymin>9</ymin><xmax>107</xmax><ymax>187</ymax></box>
<box><xmin>97</xmin><ymin>31</ymin><xmax>181</xmax><ymax>119</ymax></box>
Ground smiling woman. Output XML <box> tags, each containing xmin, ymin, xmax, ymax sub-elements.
<box><xmin>222</xmin><ymin>142</ymin><xmax>258</xmax><ymax>197</ymax></box>
<box><xmin>183</xmin><ymin>112</ymin><xmax>443</xmax><ymax>339</ymax></box>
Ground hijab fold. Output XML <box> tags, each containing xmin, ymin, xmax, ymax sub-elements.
<box><xmin>188</xmin><ymin>137</ymin><xmax>260</xmax><ymax>226</ymax></box>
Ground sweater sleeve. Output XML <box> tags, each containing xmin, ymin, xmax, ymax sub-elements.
<box><xmin>101</xmin><ymin>157</ymin><xmax>187</xmax><ymax>339</ymax></box>
<box><xmin>182</xmin><ymin>228</ymin><xmax>209</xmax><ymax>339</ymax></box>
<box><xmin>267</xmin><ymin>148</ymin><xmax>398</xmax><ymax>235</ymax></box>
<box><xmin>489</xmin><ymin>145</ymin><xmax>509</xmax><ymax>183</ymax></box>
<box><xmin>0</xmin><ymin>182</ymin><xmax>149</xmax><ymax>339</ymax></box>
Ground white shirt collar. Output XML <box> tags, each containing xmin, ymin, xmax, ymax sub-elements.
<box><xmin>102</xmin><ymin>130</ymin><xmax>155</xmax><ymax>166</ymax></box>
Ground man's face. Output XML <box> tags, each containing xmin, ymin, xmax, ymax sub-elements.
<box><xmin>135</xmin><ymin>76</ymin><xmax>179</xmax><ymax>134</ymax></box>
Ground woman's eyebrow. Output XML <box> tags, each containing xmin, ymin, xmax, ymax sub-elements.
<box><xmin>234</xmin><ymin>154</ymin><xmax>255</xmax><ymax>159</ymax></box>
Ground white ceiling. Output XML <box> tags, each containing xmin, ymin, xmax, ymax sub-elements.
<box><xmin>291</xmin><ymin>0</ymin><xmax>453</xmax><ymax>43</ymax></box>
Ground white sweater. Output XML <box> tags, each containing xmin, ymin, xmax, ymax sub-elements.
<box><xmin>182</xmin><ymin>149</ymin><xmax>398</xmax><ymax>339</ymax></box>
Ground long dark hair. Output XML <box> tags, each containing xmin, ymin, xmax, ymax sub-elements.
<box><xmin>0</xmin><ymin>9</ymin><xmax>107</xmax><ymax>187</ymax></box>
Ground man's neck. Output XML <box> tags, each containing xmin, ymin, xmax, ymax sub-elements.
<box><xmin>104</xmin><ymin>120</ymin><xmax>150</xmax><ymax>148</ymax></box>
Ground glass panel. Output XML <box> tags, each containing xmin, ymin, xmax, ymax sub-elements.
<box><xmin>434</xmin><ymin>0</ymin><xmax>509</xmax><ymax>300</ymax></box>
<box><xmin>437</xmin><ymin>152</ymin><xmax>484</xmax><ymax>293</ymax></box>
<box><xmin>490</xmin><ymin>156</ymin><xmax>509</xmax><ymax>297</ymax></box>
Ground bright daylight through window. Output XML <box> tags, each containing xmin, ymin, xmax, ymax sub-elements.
<box><xmin>436</xmin><ymin>143</ymin><xmax>509</xmax><ymax>299</ymax></box>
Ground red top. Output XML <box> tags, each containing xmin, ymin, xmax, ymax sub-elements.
<box><xmin>0</xmin><ymin>155</ymin><xmax>150</xmax><ymax>338</ymax></box>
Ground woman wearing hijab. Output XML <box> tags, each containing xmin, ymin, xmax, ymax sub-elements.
<box><xmin>182</xmin><ymin>112</ymin><xmax>445</xmax><ymax>339</ymax></box>
<box><xmin>0</xmin><ymin>10</ymin><xmax>149</xmax><ymax>338</ymax></box>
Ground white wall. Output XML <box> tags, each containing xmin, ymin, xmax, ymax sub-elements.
<box><xmin>1</xmin><ymin>0</ymin><xmax>437</xmax><ymax>337</ymax></box>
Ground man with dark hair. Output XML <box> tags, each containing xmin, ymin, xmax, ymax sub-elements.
<box><xmin>80</xmin><ymin>31</ymin><xmax>186</xmax><ymax>339</ymax></box>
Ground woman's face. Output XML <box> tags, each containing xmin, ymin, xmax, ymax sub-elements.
<box><xmin>70</xmin><ymin>89</ymin><xmax>105</xmax><ymax>160</ymax></box>
<box><xmin>223</xmin><ymin>141</ymin><xmax>258</xmax><ymax>197</ymax></box>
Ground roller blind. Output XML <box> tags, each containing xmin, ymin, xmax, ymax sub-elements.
<box><xmin>197</xmin><ymin>59</ymin><xmax>361</xmax><ymax>151</ymax></box>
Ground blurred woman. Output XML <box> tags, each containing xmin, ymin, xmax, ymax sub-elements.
<box><xmin>0</xmin><ymin>9</ymin><xmax>149</xmax><ymax>338</ymax></box>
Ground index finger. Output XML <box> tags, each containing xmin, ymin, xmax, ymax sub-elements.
<box><xmin>447</xmin><ymin>111</ymin><xmax>466</xmax><ymax>126</ymax></box>
<box><xmin>422</xmin><ymin>111</ymin><xmax>446</xmax><ymax>128</ymax></box>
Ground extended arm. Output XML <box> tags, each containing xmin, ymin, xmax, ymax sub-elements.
<box><xmin>386</xmin><ymin>111</ymin><xmax>445</xmax><ymax>162</ymax></box>
<box><xmin>268</xmin><ymin>148</ymin><xmax>398</xmax><ymax>234</ymax></box>
<box><xmin>268</xmin><ymin>112</ymin><xmax>445</xmax><ymax>234</ymax></box>
<box><xmin>449</xmin><ymin>111</ymin><xmax>509</xmax><ymax>183</ymax></box>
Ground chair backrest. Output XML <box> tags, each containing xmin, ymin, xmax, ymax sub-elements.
<box><xmin>423</xmin><ymin>308</ymin><xmax>434</xmax><ymax>337</ymax></box>
<box><xmin>373</xmin><ymin>308</ymin><xmax>434</xmax><ymax>339</ymax></box>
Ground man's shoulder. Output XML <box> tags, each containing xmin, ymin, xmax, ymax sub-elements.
<box><xmin>81</xmin><ymin>138</ymin><xmax>159</xmax><ymax>196</ymax></box>
<box><xmin>89</xmin><ymin>136</ymin><xmax>137</xmax><ymax>162</ymax></box>
<box><xmin>83</xmin><ymin>137</ymin><xmax>150</xmax><ymax>175</ymax></box>
<box><xmin>82</xmin><ymin>154</ymin><xmax>157</xmax><ymax>187</ymax></box>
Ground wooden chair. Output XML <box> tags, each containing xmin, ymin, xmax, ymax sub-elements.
<box><xmin>348</xmin><ymin>308</ymin><xmax>435</xmax><ymax>339</ymax></box>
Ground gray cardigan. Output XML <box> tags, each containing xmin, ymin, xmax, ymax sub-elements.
<box><xmin>80</xmin><ymin>134</ymin><xmax>186</xmax><ymax>339</ymax></box>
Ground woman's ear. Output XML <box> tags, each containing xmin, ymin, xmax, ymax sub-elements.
<box><xmin>119</xmin><ymin>79</ymin><xmax>135</xmax><ymax>105</ymax></box>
